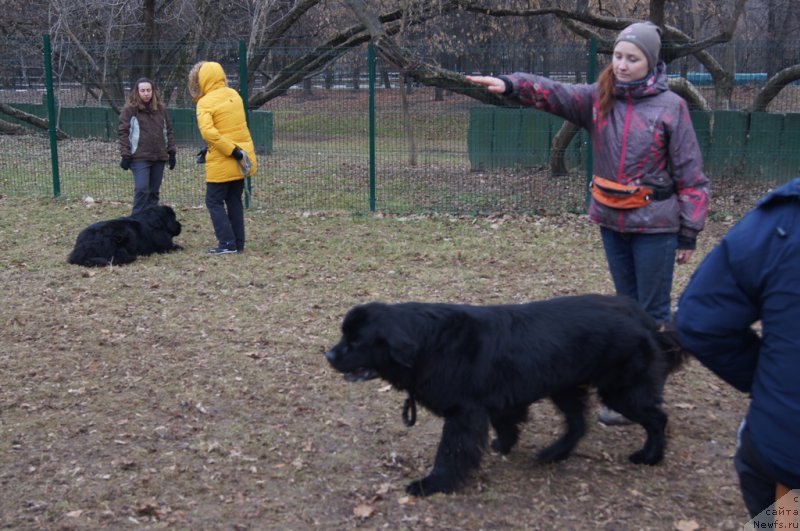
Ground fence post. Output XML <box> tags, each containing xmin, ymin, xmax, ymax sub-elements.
<box><xmin>43</xmin><ymin>34</ymin><xmax>61</xmax><ymax>198</ymax></box>
<box><xmin>239</xmin><ymin>40</ymin><xmax>252</xmax><ymax>209</ymax></box>
<box><xmin>585</xmin><ymin>37</ymin><xmax>597</xmax><ymax>212</ymax></box>
<box><xmin>368</xmin><ymin>43</ymin><xmax>376</xmax><ymax>212</ymax></box>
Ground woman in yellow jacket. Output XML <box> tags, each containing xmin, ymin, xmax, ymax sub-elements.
<box><xmin>188</xmin><ymin>61</ymin><xmax>257</xmax><ymax>254</ymax></box>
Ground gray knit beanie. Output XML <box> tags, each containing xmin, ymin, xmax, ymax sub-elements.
<box><xmin>615</xmin><ymin>22</ymin><xmax>662</xmax><ymax>70</ymax></box>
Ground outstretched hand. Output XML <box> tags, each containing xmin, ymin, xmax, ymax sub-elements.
<box><xmin>465</xmin><ymin>75</ymin><xmax>507</xmax><ymax>94</ymax></box>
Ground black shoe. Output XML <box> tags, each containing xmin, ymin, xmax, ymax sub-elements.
<box><xmin>207</xmin><ymin>246</ymin><xmax>238</xmax><ymax>255</ymax></box>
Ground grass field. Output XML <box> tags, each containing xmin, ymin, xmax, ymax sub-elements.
<box><xmin>0</xmin><ymin>194</ymin><xmax>757</xmax><ymax>529</ymax></box>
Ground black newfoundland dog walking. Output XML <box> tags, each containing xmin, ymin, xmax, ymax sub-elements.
<box><xmin>68</xmin><ymin>205</ymin><xmax>182</xmax><ymax>267</ymax></box>
<box><xmin>325</xmin><ymin>294</ymin><xmax>686</xmax><ymax>496</ymax></box>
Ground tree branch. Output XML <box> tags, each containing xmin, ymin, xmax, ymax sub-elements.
<box><xmin>246</xmin><ymin>0</ymin><xmax>322</xmax><ymax>76</ymax></box>
<box><xmin>748</xmin><ymin>65</ymin><xmax>800</xmax><ymax>112</ymax></box>
<box><xmin>0</xmin><ymin>103</ymin><xmax>69</xmax><ymax>139</ymax></box>
<box><xmin>455</xmin><ymin>0</ymin><xmax>747</xmax><ymax>64</ymax></box>
<box><xmin>249</xmin><ymin>0</ymin><xmax>468</xmax><ymax>108</ymax></box>
<box><xmin>342</xmin><ymin>0</ymin><xmax>510</xmax><ymax>107</ymax></box>
<box><xmin>668</xmin><ymin>77</ymin><xmax>710</xmax><ymax>111</ymax></box>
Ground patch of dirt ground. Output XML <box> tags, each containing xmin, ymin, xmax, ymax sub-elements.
<box><xmin>0</xmin><ymin>196</ymin><xmax>752</xmax><ymax>530</ymax></box>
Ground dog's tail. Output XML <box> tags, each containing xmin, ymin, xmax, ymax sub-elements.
<box><xmin>655</xmin><ymin>324</ymin><xmax>689</xmax><ymax>374</ymax></box>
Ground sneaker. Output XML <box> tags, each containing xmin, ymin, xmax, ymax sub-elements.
<box><xmin>596</xmin><ymin>407</ymin><xmax>634</xmax><ymax>426</ymax></box>
<box><xmin>207</xmin><ymin>246</ymin><xmax>238</xmax><ymax>255</ymax></box>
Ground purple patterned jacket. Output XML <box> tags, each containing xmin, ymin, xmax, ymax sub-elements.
<box><xmin>501</xmin><ymin>63</ymin><xmax>709</xmax><ymax>248</ymax></box>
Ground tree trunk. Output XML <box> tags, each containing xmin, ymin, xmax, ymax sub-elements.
<box><xmin>140</xmin><ymin>0</ymin><xmax>156</xmax><ymax>80</ymax></box>
<box><xmin>399</xmin><ymin>75</ymin><xmax>417</xmax><ymax>166</ymax></box>
<box><xmin>649</xmin><ymin>0</ymin><xmax>666</xmax><ymax>27</ymax></box>
<box><xmin>381</xmin><ymin>69</ymin><xmax>392</xmax><ymax>89</ymax></box>
<box><xmin>549</xmin><ymin>121</ymin><xmax>580</xmax><ymax>176</ymax></box>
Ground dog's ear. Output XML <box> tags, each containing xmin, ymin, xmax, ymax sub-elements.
<box><xmin>385</xmin><ymin>328</ymin><xmax>418</xmax><ymax>368</ymax></box>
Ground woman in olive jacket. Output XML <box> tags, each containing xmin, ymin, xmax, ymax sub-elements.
<box><xmin>188</xmin><ymin>61</ymin><xmax>257</xmax><ymax>254</ymax></box>
<box><xmin>118</xmin><ymin>78</ymin><xmax>176</xmax><ymax>215</ymax></box>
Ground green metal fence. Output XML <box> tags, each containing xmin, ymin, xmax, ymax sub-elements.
<box><xmin>1</xmin><ymin>37</ymin><xmax>799</xmax><ymax>215</ymax></box>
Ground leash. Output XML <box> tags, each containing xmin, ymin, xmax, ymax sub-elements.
<box><xmin>402</xmin><ymin>393</ymin><xmax>417</xmax><ymax>427</ymax></box>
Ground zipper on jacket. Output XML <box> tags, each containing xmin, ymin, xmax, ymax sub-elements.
<box><xmin>617</xmin><ymin>92</ymin><xmax>634</xmax><ymax>184</ymax></box>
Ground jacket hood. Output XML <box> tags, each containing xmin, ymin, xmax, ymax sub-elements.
<box><xmin>188</xmin><ymin>61</ymin><xmax>227</xmax><ymax>100</ymax></box>
<box><xmin>200</xmin><ymin>62</ymin><xmax>227</xmax><ymax>95</ymax></box>
<box><xmin>188</xmin><ymin>61</ymin><xmax>205</xmax><ymax>99</ymax></box>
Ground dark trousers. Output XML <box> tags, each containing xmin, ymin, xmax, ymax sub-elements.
<box><xmin>131</xmin><ymin>160</ymin><xmax>165</xmax><ymax>215</ymax></box>
<box><xmin>600</xmin><ymin>228</ymin><xmax>678</xmax><ymax>324</ymax></box>
<box><xmin>205</xmin><ymin>179</ymin><xmax>245</xmax><ymax>251</ymax></box>
<box><xmin>735</xmin><ymin>424</ymin><xmax>781</xmax><ymax>519</ymax></box>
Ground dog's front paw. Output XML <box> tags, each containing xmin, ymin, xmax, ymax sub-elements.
<box><xmin>490</xmin><ymin>437</ymin><xmax>513</xmax><ymax>454</ymax></box>
<box><xmin>405</xmin><ymin>474</ymin><xmax>456</xmax><ymax>497</ymax></box>
<box><xmin>172</xmin><ymin>244</ymin><xmax>184</xmax><ymax>251</ymax></box>
<box><xmin>536</xmin><ymin>444</ymin><xmax>572</xmax><ymax>463</ymax></box>
<box><xmin>628</xmin><ymin>449</ymin><xmax>662</xmax><ymax>465</ymax></box>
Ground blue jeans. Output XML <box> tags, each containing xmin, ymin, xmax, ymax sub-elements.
<box><xmin>131</xmin><ymin>160</ymin><xmax>165</xmax><ymax>215</ymax></box>
<box><xmin>600</xmin><ymin>227</ymin><xmax>677</xmax><ymax>324</ymax></box>
<box><xmin>206</xmin><ymin>180</ymin><xmax>245</xmax><ymax>251</ymax></box>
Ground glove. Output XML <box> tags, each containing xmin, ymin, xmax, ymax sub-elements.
<box><xmin>235</xmin><ymin>149</ymin><xmax>253</xmax><ymax>177</ymax></box>
<box><xmin>120</xmin><ymin>157</ymin><xmax>131</xmax><ymax>171</ymax></box>
<box><xmin>196</xmin><ymin>147</ymin><xmax>207</xmax><ymax>164</ymax></box>
<box><xmin>168</xmin><ymin>151</ymin><xmax>176</xmax><ymax>170</ymax></box>
<box><xmin>232</xmin><ymin>147</ymin><xmax>244</xmax><ymax>160</ymax></box>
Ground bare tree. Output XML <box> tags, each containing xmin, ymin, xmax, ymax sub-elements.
<box><xmin>5</xmin><ymin>0</ymin><xmax>800</xmax><ymax>144</ymax></box>
<box><xmin>343</xmin><ymin>0</ymin><xmax>749</xmax><ymax>173</ymax></box>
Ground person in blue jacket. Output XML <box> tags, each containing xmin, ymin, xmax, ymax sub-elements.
<box><xmin>675</xmin><ymin>177</ymin><xmax>800</xmax><ymax>518</ymax></box>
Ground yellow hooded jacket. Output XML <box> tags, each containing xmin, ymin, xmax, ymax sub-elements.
<box><xmin>192</xmin><ymin>62</ymin><xmax>257</xmax><ymax>183</ymax></box>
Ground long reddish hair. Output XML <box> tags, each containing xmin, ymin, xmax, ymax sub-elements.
<box><xmin>596</xmin><ymin>64</ymin><xmax>616</xmax><ymax>119</ymax></box>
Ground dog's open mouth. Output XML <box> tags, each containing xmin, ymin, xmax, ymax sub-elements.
<box><xmin>343</xmin><ymin>368</ymin><xmax>379</xmax><ymax>382</ymax></box>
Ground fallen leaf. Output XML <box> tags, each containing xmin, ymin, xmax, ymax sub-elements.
<box><xmin>674</xmin><ymin>519</ymin><xmax>701</xmax><ymax>531</ymax></box>
<box><xmin>398</xmin><ymin>496</ymin><xmax>416</xmax><ymax>506</ymax></box>
<box><xmin>353</xmin><ymin>503</ymin><xmax>374</xmax><ymax>519</ymax></box>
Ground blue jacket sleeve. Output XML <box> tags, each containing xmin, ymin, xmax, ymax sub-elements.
<box><xmin>675</xmin><ymin>240</ymin><xmax>760</xmax><ymax>393</ymax></box>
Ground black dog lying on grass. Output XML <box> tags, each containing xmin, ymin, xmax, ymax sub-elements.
<box><xmin>325</xmin><ymin>294</ymin><xmax>686</xmax><ymax>496</ymax></box>
<box><xmin>68</xmin><ymin>205</ymin><xmax>182</xmax><ymax>267</ymax></box>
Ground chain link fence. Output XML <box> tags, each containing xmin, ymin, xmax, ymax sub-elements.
<box><xmin>1</xmin><ymin>38</ymin><xmax>799</xmax><ymax>216</ymax></box>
